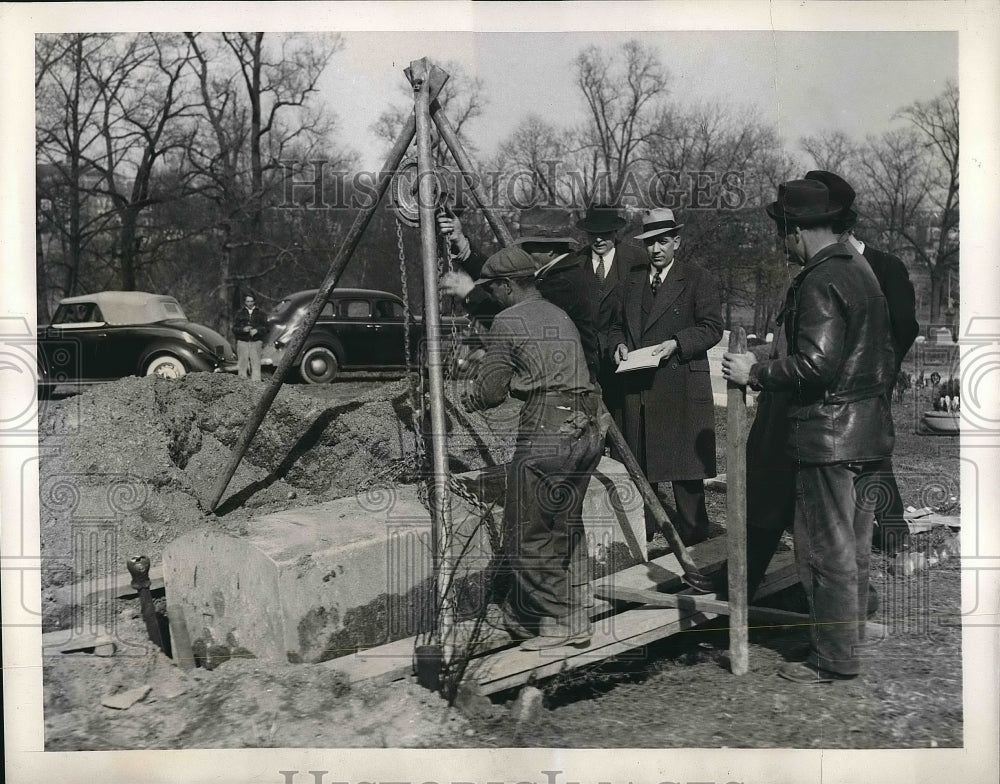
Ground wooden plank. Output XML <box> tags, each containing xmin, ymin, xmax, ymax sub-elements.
<box><xmin>726</xmin><ymin>326</ymin><xmax>749</xmax><ymax>674</ymax></box>
<box><xmin>469</xmin><ymin>553</ymin><xmax>800</xmax><ymax>695</ymax></box>
<box><xmin>167</xmin><ymin>603</ymin><xmax>196</xmax><ymax>671</ymax></box>
<box><xmin>324</xmin><ymin>598</ymin><xmax>614</xmax><ymax>685</ymax></box>
<box><xmin>594</xmin><ymin>586</ymin><xmax>810</xmax><ymax>629</ymax></box>
<box><xmin>326</xmin><ymin>540</ymin><xmax>801</xmax><ymax>692</ymax></box>
<box><xmin>597</xmin><ymin>538</ymin><xmax>791</xmax><ymax>595</ymax></box>
<box><xmin>467</xmin><ymin>606</ymin><xmax>715</xmax><ymax>694</ymax></box>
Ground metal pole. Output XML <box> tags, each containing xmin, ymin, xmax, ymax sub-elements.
<box><xmin>430</xmin><ymin>88</ymin><xmax>711</xmax><ymax>590</ymax></box>
<box><xmin>410</xmin><ymin>57</ymin><xmax>455</xmax><ymax>658</ymax></box>
<box><xmin>726</xmin><ymin>326</ymin><xmax>749</xmax><ymax>675</ymax></box>
<box><xmin>206</xmin><ymin>110</ymin><xmax>422</xmax><ymax>514</ymax></box>
<box><xmin>430</xmin><ymin>94</ymin><xmax>515</xmax><ymax>247</ymax></box>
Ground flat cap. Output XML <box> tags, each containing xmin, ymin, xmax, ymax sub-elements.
<box><xmin>475</xmin><ymin>246</ymin><xmax>538</xmax><ymax>283</ymax></box>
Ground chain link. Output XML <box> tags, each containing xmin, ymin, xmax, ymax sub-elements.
<box><xmin>396</xmin><ymin>216</ymin><xmax>426</xmax><ymax>464</ymax></box>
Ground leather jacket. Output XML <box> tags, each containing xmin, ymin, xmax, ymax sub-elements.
<box><xmin>233</xmin><ymin>306</ymin><xmax>268</xmax><ymax>341</ymax></box>
<box><xmin>748</xmin><ymin>242</ymin><xmax>895</xmax><ymax>465</ymax></box>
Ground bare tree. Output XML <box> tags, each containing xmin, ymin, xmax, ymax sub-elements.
<box><xmin>897</xmin><ymin>81</ymin><xmax>959</xmax><ymax>321</ymax></box>
<box><xmin>574</xmin><ymin>40</ymin><xmax>671</xmax><ymax>202</ymax></box>
<box><xmin>84</xmin><ymin>34</ymin><xmax>200</xmax><ymax>290</ymax></box>
<box><xmin>35</xmin><ymin>34</ymin><xmax>116</xmax><ymax>315</ymax></box>
<box><xmin>855</xmin><ymin>83</ymin><xmax>958</xmax><ymax>322</ymax></box>
<box><xmin>183</xmin><ymin>32</ymin><xmax>347</xmax><ymax>331</ymax></box>
<box><xmin>491</xmin><ymin>114</ymin><xmax>583</xmax><ymax>208</ymax></box>
<box><xmin>372</xmin><ymin>60</ymin><xmax>487</xmax><ymax>166</ymax></box>
<box><xmin>800</xmin><ymin>130</ymin><xmax>858</xmax><ymax>175</ymax></box>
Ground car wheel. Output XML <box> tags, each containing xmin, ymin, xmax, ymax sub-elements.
<box><xmin>145</xmin><ymin>355</ymin><xmax>187</xmax><ymax>379</ymax></box>
<box><xmin>300</xmin><ymin>346</ymin><xmax>339</xmax><ymax>384</ymax></box>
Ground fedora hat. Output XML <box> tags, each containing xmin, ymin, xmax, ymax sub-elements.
<box><xmin>804</xmin><ymin>170</ymin><xmax>858</xmax><ymax>230</ymax></box>
<box><xmin>513</xmin><ymin>206</ymin><xmax>576</xmax><ymax>246</ymax></box>
<box><xmin>474</xmin><ymin>246</ymin><xmax>537</xmax><ymax>284</ymax></box>
<box><xmin>634</xmin><ymin>208</ymin><xmax>684</xmax><ymax>240</ymax></box>
<box><xmin>765</xmin><ymin>179</ymin><xmax>843</xmax><ymax>230</ymax></box>
<box><xmin>576</xmin><ymin>204</ymin><xmax>627</xmax><ymax>234</ymax></box>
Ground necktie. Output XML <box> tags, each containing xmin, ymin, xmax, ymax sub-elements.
<box><xmin>650</xmin><ymin>271</ymin><xmax>661</xmax><ymax>296</ymax></box>
<box><xmin>595</xmin><ymin>255</ymin><xmax>606</xmax><ymax>281</ymax></box>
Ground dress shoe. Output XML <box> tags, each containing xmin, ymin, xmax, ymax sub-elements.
<box><xmin>519</xmin><ymin>614</ymin><xmax>591</xmax><ymax>651</ymax></box>
<box><xmin>777</xmin><ymin>661</ymin><xmax>856</xmax><ymax>684</ymax></box>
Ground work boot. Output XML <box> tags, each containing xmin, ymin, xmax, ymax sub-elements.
<box><xmin>519</xmin><ymin>613</ymin><xmax>592</xmax><ymax>651</ymax></box>
<box><xmin>484</xmin><ymin>603</ymin><xmax>535</xmax><ymax>641</ymax></box>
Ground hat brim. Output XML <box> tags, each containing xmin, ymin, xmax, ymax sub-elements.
<box><xmin>513</xmin><ymin>235</ymin><xmax>576</xmax><ymax>246</ymax></box>
<box><xmin>474</xmin><ymin>270</ymin><xmax>536</xmax><ymax>285</ymax></box>
<box><xmin>634</xmin><ymin>224</ymin><xmax>683</xmax><ymax>240</ymax></box>
<box><xmin>576</xmin><ymin>216</ymin><xmax>627</xmax><ymax>233</ymax></box>
<box><xmin>765</xmin><ymin>202</ymin><xmax>844</xmax><ymax>228</ymax></box>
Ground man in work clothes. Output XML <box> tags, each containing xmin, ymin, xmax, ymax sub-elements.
<box><xmin>609</xmin><ymin>208</ymin><xmax>724</xmax><ymax>546</ymax></box>
<box><xmin>439</xmin><ymin>206</ymin><xmax>601</xmax><ymax>379</ymax></box>
<box><xmin>233</xmin><ymin>293</ymin><xmax>268</xmax><ymax>382</ymax></box>
<box><xmin>463</xmin><ymin>245</ymin><xmax>603</xmax><ymax>650</ymax></box>
<box><xmin>572</xmin><ymin>204</ymin><xmax>647</xmax><ymax>425</ymax></box>
<box><xmin>722</xmin><ymin>179</ymin><xmax>896</xmax><ymax>683</ymax></box>
<box><xmin>805</xmin><ymin>170</ymin><xmax>920</xmax><ymax>555</ymax></box>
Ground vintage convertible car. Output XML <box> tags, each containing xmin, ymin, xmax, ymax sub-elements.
<box><xmin>262</xmin><ymin>288</ymin><xmax>471</xmax><ymax>383</ymax></box>
<box><xmin>37</xmin><ymin>291</ymin><xmax>236</xmax><ymax>392</ymax></box>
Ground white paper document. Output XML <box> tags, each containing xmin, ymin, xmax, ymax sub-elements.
<box><xmin>615</xmin><ymin>344</ymin><xmax>665</xmax><ymax>373</ymax></box>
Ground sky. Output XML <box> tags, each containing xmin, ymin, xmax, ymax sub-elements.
<box><xmin>321</xmin><ymin>31</ymin><xmax>958</xmax><ymax>170</ymax></box>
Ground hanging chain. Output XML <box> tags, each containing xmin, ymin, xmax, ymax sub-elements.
<box><xmin>396</xmin><ymin>216</ymin><xmax>425</xmax><ymax>465</ymax></box>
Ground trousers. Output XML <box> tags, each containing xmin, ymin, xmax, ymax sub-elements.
<box><xmin>794</xmin><ymin>461</ymin><xmax>878</xmax><ymax>675</ymax></box>
<box><xmin>502</xmin><ymin>398</ymin><xmax>603</xmax><ymax>621</ymax></box>
<box><xmin>237</xmin><ymin>340</ymin><xmax>262</xmax><ymax>382</ymax></box>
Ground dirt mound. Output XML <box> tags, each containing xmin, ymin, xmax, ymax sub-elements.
<box><xmin>44</xmin><ymin>640</ymin><xmax>474</xmax><ymax>749</ymax></box>
<box><xmin>39</xmin><ymin>372</ymin><xmax>519</xmax><ymax>625</ymax></box>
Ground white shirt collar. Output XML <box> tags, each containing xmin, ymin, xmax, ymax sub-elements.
<box><xmin>848</xmin><ymin>234</ymin><xmax>865</xmax><ymax>255</ymax></box>
<box><xmin>649</xmin><ymin>260</ymin><xmax>674</xmax><ymax>283</ymax></box>
<box><xmin>592</xmin><ymin>245</ymin><xmax>616</xmax><ymax>273</ymax></box>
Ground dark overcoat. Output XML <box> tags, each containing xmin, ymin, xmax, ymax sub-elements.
<box><xmin>570</xmin><ymin>241</ymin><xmax>647</xmax><ymax>418</ymax></box>
<box><xmin>608</xmin><ymin>259</ymin><xmax>724</xmax><ymax>482</ymax></box>
<box><xmin>861</xmin><ymin>244</ymin><xmax>919</xmax><ymax>375</ymax></box>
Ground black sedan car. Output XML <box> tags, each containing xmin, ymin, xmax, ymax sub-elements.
<box><xmin>262</xmin><ymin>288</ymin><xmax>470</xmax><ymax>383</ymax></box>
<box><xmin>38</xmin><ymin>291</ymin><xmax>236</xmax><ymax>393</ymax></box>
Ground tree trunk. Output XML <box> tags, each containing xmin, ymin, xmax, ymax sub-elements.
<box><xmin>928</xmin><ymin>269</ymin><xmax>943</xmax><ymax>323</ymax></box>
<box><xmin>119</xmin><ymin>209</ymin><xmax>139</xmax><ymax>290</ymax></box>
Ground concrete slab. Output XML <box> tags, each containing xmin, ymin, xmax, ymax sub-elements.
<box><xmin>162</xmin><ymin>457</ymin><xmax>647</xmax><ymax>664</ymax></box>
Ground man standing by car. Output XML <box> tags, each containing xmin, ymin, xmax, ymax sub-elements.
<box><xmin>233</xmin><ymin>293</ymin><xmax>267</xmax><ymax>382</ymax></box>
<box><xmin>463</xmin><ymin>245</ymin><xmax>602</xmax><ymax>650</ymax></box>
<box><xmin>722</xmin><ymin>179</ymin><xmax>896</xmax><ymax>684</ymax></box>
<box><xmin>609</xmin><ymin>208</ymin><xmax>724</xmax><ymax>547</ymax></box>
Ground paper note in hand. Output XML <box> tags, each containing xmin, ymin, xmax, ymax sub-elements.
<box><xmin>615</xmin><ymin>344</ymin><xmax>664</xmax><ymax>373</ymax></box>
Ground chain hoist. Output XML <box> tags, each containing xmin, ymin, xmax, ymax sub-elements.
<box><xmin>395</xmin><ymin>215</ymin><xmax>426</xmax><ymax>467</ymax></box>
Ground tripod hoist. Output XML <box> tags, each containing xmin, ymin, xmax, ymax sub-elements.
<box><xmin>207</xmin><ymin>58</ymin><xmax>754</xmax><ymax>694</ymax></box>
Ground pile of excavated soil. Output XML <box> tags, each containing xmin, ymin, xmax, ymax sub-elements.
<box><xmin>39</xmin><ymin>372</ymin><xmax>520</xmax><ymax>629</ymax></box>
<box><xmin>44</xmin><ymin>621</ymin><xmax>480</xmax><ymax>750</ymax></box>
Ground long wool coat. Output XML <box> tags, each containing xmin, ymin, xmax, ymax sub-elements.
<box><xmin>608</xmin><ymin>259</ymin><xmax>724</xmax><ymax>482</ymax></box>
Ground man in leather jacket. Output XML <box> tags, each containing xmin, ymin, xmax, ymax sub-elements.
<box><xmin>723</xmin><ymin>179</ymin><xmax>896</xmax><ymax>684</ymax></box>
<box><xmin>805</xmin><ymin>170</ymin><xmax>920</xmax><ymax>555</ymax></box>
